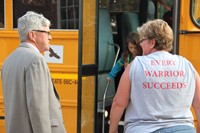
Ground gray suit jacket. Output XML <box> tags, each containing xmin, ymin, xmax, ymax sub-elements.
<box><xmin>1</xmin><ymin>43</ymin><xmax>66</xmax><ymax>133</ymax></box>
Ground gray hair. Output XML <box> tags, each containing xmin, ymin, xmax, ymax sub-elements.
<box><xmin>17</xmin><ymin>11</ymin><xmax>51</xmax><ymax>42</ymax></box>
<box><xmin>137</xmin><ymin>19</ymin><xmax>173</xmax><ymax>52</ymax></box>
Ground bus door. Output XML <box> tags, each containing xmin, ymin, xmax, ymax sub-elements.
<box><xmin>78</xmin><ymin>1</ymin><xmax>119</xmax><ymax>133</ymax></box>
<box><xmin>178</xmin><ymin>0</ymin><xmax>200</xmax><ymax>129</ymax></box>
<box><xmin>77</xmin><ymin>1</ymin><xmax>98</xmax><ymax>133</ymax></box>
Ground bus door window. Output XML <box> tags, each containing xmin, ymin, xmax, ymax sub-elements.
<box><xmin>192</xmin><ymin>0</ymin><xmax>200</xmax><ymax>26</ymax></box>
<box><xmin>13</xmin><ymin>0</ymin><xmax>79</xmax><ymax>29</ymax></box>
<box><xmin>0</xmin><ymin>0</ymin><xmax>4</xmax><ymax>28</ymax></box>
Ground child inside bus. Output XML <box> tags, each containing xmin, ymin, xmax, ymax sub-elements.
<box><xmin>107</xmin><ymin>32</ymin><xmax>142</xmax><ymax>82</ymax></box>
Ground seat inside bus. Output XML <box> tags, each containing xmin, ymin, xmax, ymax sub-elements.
<box><xmin>98</xmin><ymin>8</ymin><xmax>117</xmax><ymax>108</ymax></box>
<box><xmin>117</xmin><ymin>12</ymin><xmax>140</xmax><ymax>51</ymax></box>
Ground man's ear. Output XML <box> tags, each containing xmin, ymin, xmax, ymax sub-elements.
<box><xmin>28</xmin><ymin>31</ymin><xmax>35</xmax><ymax>41</ymax></box>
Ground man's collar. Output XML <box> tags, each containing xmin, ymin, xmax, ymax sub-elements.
<box><xmin>25</xmin><ymin>43</ymin><xmax>40</xmax><ymax>53</ymax></box>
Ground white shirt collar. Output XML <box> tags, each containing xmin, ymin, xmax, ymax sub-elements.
<box><xmin>26</xmin><ymin>43</ymin><xmax>40</xmax><ymax>53</ymax></box>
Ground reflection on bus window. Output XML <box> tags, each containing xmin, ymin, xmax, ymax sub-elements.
<box><xmin>108</xmin><ymin>0</ymin><xmax>140</xmax><ymax>12</ymax></box>
<box><xmin>99</xmin><ymin>0</ymin><xmax>140</xmax><ymax>11</ymax></box>
<box><xmin>0</xmin><ymin>0</ymin><xmax>4</xmax><ymax>28</ymax></box>
<box><xmin>157</xmin><ymin>0</ymin><xmax>173</xmax><ymax>28</ymax></box>
<box><xmin>13</xmin><ymin>0</ymin><xmax>79</xmax><ymax>29</ymax></box>
<box><xmin>22</xmin><ymin>0</ymin><xmax>45</xmax><ymax>6</ymax></box>
<box><xmin>192</xmin><ymin>0</ymin><xmax>200</xmax><ymax>24</ymax></box>
<box><xmin>99</xmin><ymin>0</ymin><xmax>140</xmax><ymax>32</ymax></box>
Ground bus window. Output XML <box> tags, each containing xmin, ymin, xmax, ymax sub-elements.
<box><xmin>157</xmin><ymin>0</ymin><xmax>173</xmax><ymax>19</ymax></box>
<box><xmin>192</xmin><ymin>0</ymin><xmax>200</xmax><ymax>25</ymax></box>
<box><xmin>99</xmin><ymin>0</ymin><xmax>140</xmax><ymax>32</ymax></box>
<box><xmin>13</xmin><ymin>0</ymin><xmax>79</xmax><ymax>29</ymax></box>
<box><xmin>156</xmin><ymin>0</ymin><xmax>173</xmax><ymax>28</ymax></box>
<box><xmin>0</xmin><ymin>0</ymin><xmax>4</xmax><ymax>28</ymax></box>
<box><xmin>108</xmin><ymin>0</ymin><xmax>139</xmax><ymax>12</ymax></box>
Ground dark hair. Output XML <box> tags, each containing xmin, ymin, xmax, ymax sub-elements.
<box><xmin>122</xmin><ymin>32</ymin><xmax>142</xmax><ymax>63</ymax></box>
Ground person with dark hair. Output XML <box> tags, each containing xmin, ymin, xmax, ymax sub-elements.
<box><xmin>107</xmin><ymin>32</ymin><xmax>142</xmax><ymax>82</ymax></box>
<box><xmin>163</xmin><ymin>4</ymin><xmax>173</xmax><ymax>28</ymax></box>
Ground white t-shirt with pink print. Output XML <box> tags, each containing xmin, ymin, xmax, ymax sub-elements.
<box><xmin>124</xmin><ymin>51</ymin><xmax>196</xmax><ymax>133</ymax></box>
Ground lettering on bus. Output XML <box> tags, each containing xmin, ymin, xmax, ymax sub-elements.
<box><xmin>52</xmin><ymin>78</ymin><xmax>78</xmax><ymax>85</ymax></box>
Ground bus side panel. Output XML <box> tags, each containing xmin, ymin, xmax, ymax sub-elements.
<box><xmin>0</xmin><ymin>31</ymin><xmax>78</xmax><ymax>133</ymax></box>
<box><xmin>0</xmin><ymin>31</ymin><xmax>20</xmax><ymax>132</ymax></box>
<box><xmin>50</xmin><ymin>31</ymin><xmax>78</xmax><ymax>133</ymax></box>
<box><xmin>179</xmin><ymin>0</ymin><xmax>200</xmax><ymax>131</ymax></box>
<box><xmin>0</xmin><ymin>96</ymin><xmax>5</xmax><ymax>132</ymax></box>
<box><xmin>179</xmin><ymin>33</ymin><xmax>200</xmax><ymax>131</ymax></box>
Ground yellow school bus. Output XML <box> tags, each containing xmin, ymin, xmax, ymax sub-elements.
<box><xmin>0</xmin><ymin>0</ymin><xmax>200</xmax><ymax>133</ymax></box>
<box><xmin>0</xmin><ymin>0</ymin><xmax>79</xmax><ymax>133</ymax></box>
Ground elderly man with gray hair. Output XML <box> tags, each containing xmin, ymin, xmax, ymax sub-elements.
<box><xmin>1</xmin><ymin>11</ymin><xmax>67</xmax><ymax>133</ymax></box>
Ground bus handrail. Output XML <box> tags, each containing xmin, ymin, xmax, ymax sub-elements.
<box><xmin>102</xmin><ymin>43</ymin><xmax>120</xmax><ymax>133</ymax></box>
